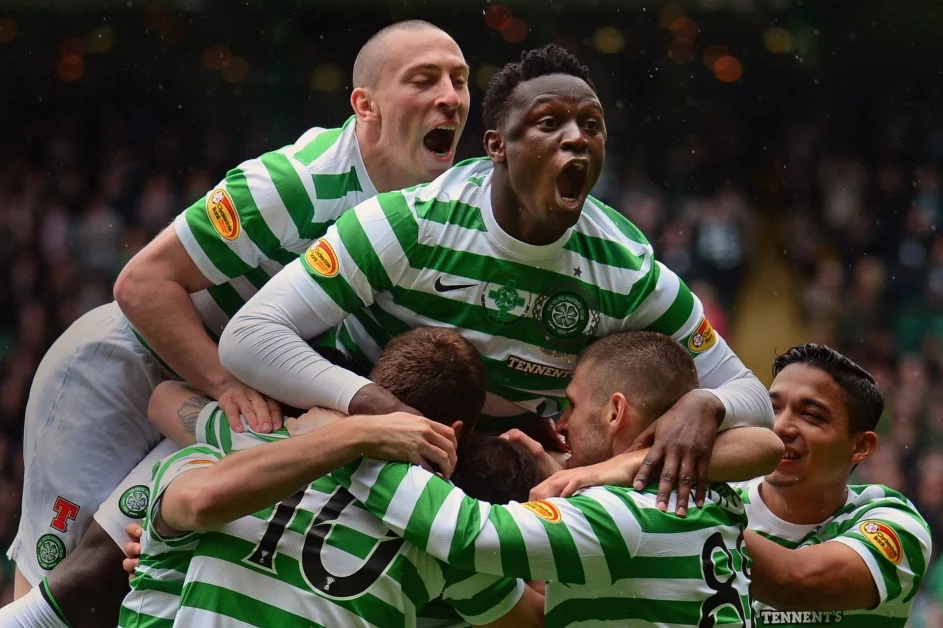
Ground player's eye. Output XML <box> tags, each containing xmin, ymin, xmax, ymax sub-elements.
<box><xmin>584</xmin><ymin>118</ymin><xmax>601</xmax><ymax>132</ymax></box>
<box><xmin>452</xmin><ymin>75</ymin><xmax>468</xmax><ymax>88</ymax></box>
<box><xmin>538</xmin><ymin>117</ymin><xmax>557</xmax><ymax>130</ymax></box>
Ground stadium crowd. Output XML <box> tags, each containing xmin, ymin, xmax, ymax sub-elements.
<box><xmin>1</xmin><ymin>2</ymin><xmax>941</xmax><ymax>625</ymax></box>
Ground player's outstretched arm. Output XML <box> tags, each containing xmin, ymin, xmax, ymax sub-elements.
<box><xmin>530</xmin><ymin>426</ymin><xmax>784</xmax><ymax>502</ymax></box>
<box><xmin>626</xmin><ymin>260</ymin><xmax>775</xmax><ymax>511</ymax></box>
<box><xmin>219</xmin><ymin>196</ymin><xmax>419</xmax><ymax>415</ymax></box>
<box><xmin>157</xmin><ymin>413</ymin><xmax>457</xmax><ymax>535</ymax></box>
<box><xmin>745</xmin><ymin>530</ymin><xmax>880</xmax><ymax>611</ymax></box>
<box><xmin>147</xmin><ymin>381</ymin><xmax>213</xmax><ymax>447</ymax></box>
<box><xmin>115</xmin><ymin>226</ymin><xmax>282</xmax><ymax>433</ymax></box>
<box><xmin>337</xmin><ymin>459</ymin><xmax>626</xmax><ymax>585</ymax></box>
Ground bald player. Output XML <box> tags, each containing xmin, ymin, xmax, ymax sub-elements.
<box><xmin>3</xmin><ymin>20</ymin><xmax>470</xmax><ymax>628</ymax></box>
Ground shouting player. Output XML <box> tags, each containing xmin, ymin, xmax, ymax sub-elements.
<box><xmin>219</xmin><ymin>44</ymin><xmax>775</xmax><ymax>516</ymax></box>
<box><xmin>5</xmin><ymin>19</ymin><xmax>470</xmax><ymax>627</ymax></box>
<box><xmin>119</xmin><ymin>327</ymin><xmax>543</xmax><ymax>627</ymax></box>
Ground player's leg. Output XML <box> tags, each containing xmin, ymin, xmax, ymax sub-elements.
<box><xmin>12</xmin><ymin>567</ymin><xmax>31</xmax><ymax>600</ymax></box>
<box><xmin>6</xmin><ymin>302</ymin><xmax>169</xmax><ymax>591</ymax></box>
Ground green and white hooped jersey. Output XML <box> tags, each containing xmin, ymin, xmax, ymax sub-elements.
<box><xmin>173</xmin><ymin>116</ymin><xmax>378</xmax><ymax>339</ymax></box>
<box><xmin>288</xmin><ymin>158</ymin><xmax>726</xmax><ymax>420</ymax></box>
<box><xmin>126</xmin><ymin>404</ymin><xmax>524</xmax><ymax>628</ymax></box>
<box><xmin>335</xmin><ymin>457</ymin><xmax>754</xmax><ymax>628</ymax></box>
<box><xmin>736</xmin><ymin>478</ymin><xmax>932</xmax><ymax>627</ymax></box>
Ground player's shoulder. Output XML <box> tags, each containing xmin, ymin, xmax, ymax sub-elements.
<box><xmin>578</xmin><ymin>195</ymin><xmax>652</xmax><ymax>248</ymax></box>
<box><xmin>842</xmin><ymin>484</ymin><xmax>929</xmax><ymax>529</ymax></box>
<box><xmin>408</xmin><ymin>158</ymin><xmax>494</xmax><ymax>206</ymax></box>
<box><xmin>281</xmin><ymin>116</ymin><xmax>358</xmax><ymax>171</ymax></box>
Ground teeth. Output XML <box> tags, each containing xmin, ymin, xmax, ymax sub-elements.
<box><xmin>783</xmin><ymin>452</ymin><xmax>800</xmax><ymax>460</ymax></box>
<box><xmin>572</xmin><ymin>162</ymin><xmax>585</xmax><ymax>170</ymax></box>
<box><xmin>436</xmin><ymin>125</ymin><xmax>457</xmax><ymax>131</ymax></box>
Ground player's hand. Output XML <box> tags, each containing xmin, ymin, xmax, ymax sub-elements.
<box><xmin>628</xmin><ymin>389</ymin><xmax>724</xmax><ymax>516</ymax></box>
<box><xmin>529</xmin><ymin>449</ymin><xmax>647</xmax><ymax>500</ymax></box>
<box><xmin>218</xmin><ymin>382</ymin><xmax>283</xmax><ymax>434</ymax></box>
<box><xmin>351</xmin><ymin>412</ymin><xmax>460</xmax><ymax>478</ymax></box>
<box><xmin>123</xmin><ymin>523</ymin><xmax>143</xmax><ymax>579</ymax></box>
<box><xmin>501</xmin><ymin>429</ymin><xmax>565</xmax><ymax>481</ymax></box>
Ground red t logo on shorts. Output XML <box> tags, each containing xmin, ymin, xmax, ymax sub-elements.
<box><xmin>50</xmin><ymin>497</ymin><xmax>80</xmax><ymax>533</ymax></box>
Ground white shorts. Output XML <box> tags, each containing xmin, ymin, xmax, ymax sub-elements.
<box><xmin>7</xmin><ymin>302</ymin><xmax>174</xmax><ymax>586</ymax></box>
<box><xmin>93</xmin><ymin>438</ymin><xmax>181</xmax><ymax>548</ymax></box>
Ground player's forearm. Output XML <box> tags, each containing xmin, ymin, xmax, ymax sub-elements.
<box><xmin>162</xmin><ymin>424</ymin><xmax>362</xmax><ymax>531</ymax></box>
<box><xmin>705</xmin><ymin>427</ymin><xmax>784</xmax><ymax>481</ymax></box>
<box><xmin>117</xmin><ymin>275</ymin><xmax>234</xmax><ymax>398</ymax></box>
<box><xmin>744</xmin><ymin>531</ymin><xmax>879</xmax><ymax>611</ymax></box>
<box><xmin>218</xmin><ymin>266</ymin><xmax>375</xmax><ymax>412</ymax></box>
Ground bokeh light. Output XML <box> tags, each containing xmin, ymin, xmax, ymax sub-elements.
<box><xmin>483</xmin><ymin>5</ymin><xmax>513</xmax><ymax>31</ymax></box>
<box><xmin>60</xmin><ymin>37</ymin><xmax>88</xmax><ymax>59</ymax></box>
<box><xmin>203</xmin><ymin>45</ymin><xmax>232</xmax><ymax>71</ymax></box>
<box><xmin>500</xmin><ymin>18</ymin><xmax>529</xmax><ymax>44</ymax></box>
<box><xmin>310</xmin><ymin>64</ymin><xmax>343</xmax><ymax>92</ymax></box>
<box><xmin>671</xmin><ymin>17</ymin><xmax>700</xmax><ymax>44</ymax></box>
<box><xmin>658</xmin><ymin>4</ymin><xmax>685</xmax><ymax>30</ymax></box>
<box><xmin>593</xmin><ymin>27</ymin><xmax>625</xmax><ymax>54</ymax></box>
<box><xmin>89</xmin><ymin>27</ymin><xmax>115</xmax><ymax>53</ymax></box>
<box><xmin>57</xmin><ymin>55</ymin><xmax>85</xmax><ymax>82</ymax></box>
<box><xmin>222</xmin><ymin>57</ymin><xmax>249</xmax><ymax>83</ymax></box>
<box><xmin>702</xmin><ymin>44</ymin><xmax>729</xmax><ymax>69</ymax></box>
<box><xmin>668</xmin><ymin>41</ymin><xmax>695</xmax><ymax>64</ymax></box>
<box><xmin>475</xmin><ymin>64</ymin><xmax>499</xmax><ymax>90</ymax></box>
<box><xmin>714</xmin><ymin>56</ymin><xmax>743</xmax><ymax>83</ymax></box>
<box><xmin>0</xmin><ymin>17</ymin><xmax>16</xmax><ymax>44</ymax></box>
<box><xmin>763</xmin><ymin>27</ymin><xmax>792</xmax><ymax>53</ymax></box>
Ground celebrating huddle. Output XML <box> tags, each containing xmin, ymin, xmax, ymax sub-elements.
<box><xmin>0</xmin><ymin>20</ymin><xmax>931</xmax><ymax>628</ymax></box>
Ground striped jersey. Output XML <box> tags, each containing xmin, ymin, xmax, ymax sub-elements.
<box><xmin>736</xmin><ymin>478</ymin><xmax>932</xmax><ymax>627</ymax></box>
<box><xmin>335</xmin><ymin>457</ymin><xmax>754</xmax><ymax>627</ymax></box>
<box><xmin>285</xmin><ymin>158</ymin><xmax>732</xmax><ymax>422</ymax></box>
<box><xmin>174</xmin><ymin>116</ymin><xmax>378</xmax><ymax>339</ymax></box>
<box><xmin>124</xmin><ymin>403</ymin><xmax>525</xmax><ymax>628</ymax></box>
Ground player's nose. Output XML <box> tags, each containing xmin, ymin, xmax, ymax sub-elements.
<box><xmin>559</xmin><ymin>120</ymin><xmax>588</xmax><ymax>152</ymax></box>
<box><xmin>435</xmin><ymin>80</ymin><xmax>461</xmax><ymax>111</ymax></box>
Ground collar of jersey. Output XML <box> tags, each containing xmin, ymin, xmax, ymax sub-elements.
<box><xmin>479</xmin><ymin>171</ymin><xmax>573</xmax><ymax>260</ymax></box>
<box><xmin>349</xmin><ymin>118</ymin><xmax>379</xmax><ymax>198</ymax></box>
<box><xmin>750</xmin><ymin>478</ymin><xmax>821</xmax><ymax>542</ymax></box>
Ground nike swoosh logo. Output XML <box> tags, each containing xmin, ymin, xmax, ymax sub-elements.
<box><xmin>434</xmin><ymin>277</ymin><xmax>478</xmax><ymax>293</ymax></box>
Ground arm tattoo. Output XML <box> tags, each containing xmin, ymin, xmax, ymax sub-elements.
<box><xmin>177</xmin><ymin>386</ymin><xmax>212</xmax><ymax>436</ymax></box>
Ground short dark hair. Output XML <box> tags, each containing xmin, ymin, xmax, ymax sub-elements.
<box><xmin>353</xmin><ymin>20</ymin><xmax>443</xmax><ymax>88</ymax></box>
<box><xmin>482</xmin><ymin>44</ymin><xmax>595</xmax><ymax>130</ymax></box>
<box><xmin>773</xmin><ymin>343</ymin><xmax>884</xmax><ymax>433</ymax></box>
<box><xmin>370</xmin><ymin>326</ymin><xmax>485</xmax><ymax>433</ymax></box>
<box><xmin>578</xmin><ymin>332</ymin><xmax>699</xmax><ymax>427</ymax></box>
<box><xmin>451</xmin><ymin>435</ymin><xmax>540</xmax><ymax>504</ymax></box>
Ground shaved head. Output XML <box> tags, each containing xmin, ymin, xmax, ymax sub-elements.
<box><xmin>353</xmin><ymin>20</ymin><xmax>444</xmax><ymax>89</ymax></box>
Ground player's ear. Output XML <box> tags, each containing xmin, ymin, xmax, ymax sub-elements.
<box><xmin>351</xmin><ymin>87</ymin><xmax>379</xmax><ymax>123</ymax></box>
<box><xmin>483</xmin><ymin>130</ymin><xmax>506</xmax><ymax>163</ymax></box>
<box><xmin>850</xmin><ymin>430</ymin><xmax>878</xmax><ymax>465</ymax></box>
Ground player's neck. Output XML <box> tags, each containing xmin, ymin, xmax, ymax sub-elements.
<box><xmin>356</xmin><ymin>123</ymin><xmax>422</xmax><ymax>193</ymax></box>
<box><xmin>759</xmin><ymin>479</ymin><xmax>848</xmax><ymax>525</ymax></box>
<box><xmin>490</xmin><ymin>166</ymin><xmax>568</xmax><ymax>246</ymax></box>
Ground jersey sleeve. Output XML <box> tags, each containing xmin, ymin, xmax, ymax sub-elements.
<box><xmin>286</xmin><ymin>190</ymin><xmax>421</xmax><ymax>323</ymax></box>
<box><xmin>827</xmin><ymin>505</ymin><xmax>932</xmax><ymax>608</ymax></box>
<box><xmin>439</xmin><ymin>567</ymin><xmax>525</xmax><ymax>625</ymax></box>
<box><xmin>628</xmin><ymin>260</ymin><xmax>773</xmax><ymax>429</ymax></box>
<box><xmin>334</xmin><ymin>458</ymin><xmax>643</xmax><ymax>586</ymax></box>
<box><xmin>194</xmin><ymin>401</ymin><xmax>289</xmax><ymax>453</ymax></box>
<box><xmin>145</xmin><ymin>444</ymin><xmax>225</xmax><ymax>544</ymax></box>
<box><xmin>174</xmin><ymin>151</ymin><xmax>315</xmax><ymax>285</ymax></box>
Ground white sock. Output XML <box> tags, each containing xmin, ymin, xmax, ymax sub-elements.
<box><xmin>0</xmin><ymin>584</ymin><xmax>70</xmax><ymax>628</ymax></box>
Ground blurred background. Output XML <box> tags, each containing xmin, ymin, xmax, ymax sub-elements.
<box><xmin>1</xmin><ymin>0</ymin><xmax>942</xmax><ymax>621</ymax></box>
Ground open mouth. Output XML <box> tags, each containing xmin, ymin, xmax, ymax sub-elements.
<box><xmin>422</xmin><ymin>125</ymin><xmax>456</xmax><ymax>160</ymax></box>
<box><xmin>781</xmin><ymin>450</ymin><xmax>801</xmax><ymax>463</ymax></box>
<box><xmin>555</xmin><ymin>161</ymin><xmax>589</xmax><ymax>208</ymax></box>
